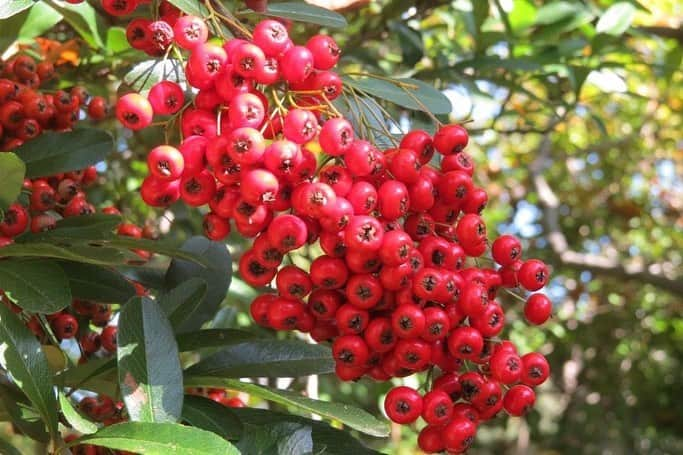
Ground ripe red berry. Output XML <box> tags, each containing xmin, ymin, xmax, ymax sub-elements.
<box><xmin>442</xmin><ymin>416</ymin><xmax>477</xmax><ymax>453</ymax></box>
<box><xmin>116</xmin><ymin>93</ymin><xmax>153</xmax><ymax>130</ymax></box>
<box><xmin>422</xmin><ymin>389</ymin><xmax>453</xmax><ymax>425</ymax></box>
<box><xmin>384</xmin><ymin>386</ymin><xmax>423</xmax><ymax>424</ymax></box>
<box><xmin>518</xmin><ymin>259</ymin><xmax>549</xmax><ymax>291</ymax></box>
<box><xmin>503</xmin><ymin>384</ymin><xmax>536</xmax><ymax>416</ymax></box>
<box><xmin>520</xmin><ymin>352</ymin><xmax>550</xmax><ymax>387</ymax></box>
<box><xmin>52</xmin><ymin>314</ymin><xmax>79</xmax><ymax>339</ymax></box>
<box><xmin>524</xmin><ymin>293</ymin><xmax>552</xmax><ymax>325</ymax></box>
<box><xmin>433</xmin><ymin>124</ymin><xmax>469</xmax><ymax>155</ymax></box>
<box><xmin>148</xmin><ymin>81</ymin><xmax>184</xmax><ymax>115</ymax></box>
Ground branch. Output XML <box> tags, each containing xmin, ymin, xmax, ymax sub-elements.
<box><xmin>634</xmin><ymin>26</ymin><xmax>683</xmax><ymax>44</ymax></box>
<box><xmin>530</xmin><ymin>136</ymin><xmax>683</xmax><ymax>297</ymax></box>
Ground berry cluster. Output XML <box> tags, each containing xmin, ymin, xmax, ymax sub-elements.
<box><xmin>0</xmin><ymin>54</ymin><xmax>107</xmax><ymax>151</ymax></box>
<box><xmin>108</xmin><ymin>6</ymin><xmax>556</xmax><ymax>452</ymax></box>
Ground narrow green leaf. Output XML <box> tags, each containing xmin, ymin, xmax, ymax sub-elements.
<box><xmin>231</xmin><ymin>407</ymin><xmax>381</xmax><ymax>455</ymax></box>
<box><xmin>73</xmin><ymin>421</ymin><xmax>239</xmax><ymax>454</ymax></box>
<box><xmin>473</xmin><ymin>0</ymin><xmax>490</xmax><ymax>33</ymax></box>
<box><xmin>0</xmin><ymin>436</ymin><xmax>21</xmax><ymax>455</ymax></box>
<box><xmin>0</xmin><ymin>384</ymin><xmax>49</xmax><ymax>442</ymax></box>
<box><xmin>158</xmin><ymin>278</ymin><xmax>208</xmax><ymax>330</ymax></box>
<box><xmin>534</xmin><ymin>1</ymin><xmax>584</xmax><ymax>25</ymax></box>
<box><xmin>164</xmin><ymin>237</ymin><xmax>231</xmax><ymax>332</ymax></box>
<box><xmin>18</xmin><ymin>2</ymin><xmax>63</xmax><ymax>42</ymax></box>
<box><xmin>390</xmin><ymin>22</ymin><xmax>423</xmax><ymax>67</ymax></box>
<box><xmin>596</xmin><ymin>2</ymin><xmax>636</xmax><ymax>36</ymax></box>
<box><xmin>186</xmin><ymin>340</ymin><xmax>334</xmax><ymax>378</ymax></box>
<box><xmin>0</xmin><ymin>0</ymin><xmax>33</xmax><ymax>20</ymax></box>
<box><xmin>58</xmin><ymin>391</ymin><xmax>98</xmax><ymax>435</ymax></box>
<box><xmin>261</xmin><ymin>2</ymin><xmax>347</xmax><ymax>29</ymax></box>
<box><xmin>0</xmin><ymin>242</ymin><xmax>126</xmax><ymax>266</ymax></box>
<box><xmin>122</xmin><ymin>59</ymin><xmax>185</xmax><ymax>95</ymax></box>
<box><xmin>184</xmin><ymin>378</ymin><xmax>390</xmax><ymax>437</ymax></box>
<box><xmin>117</xmin><ymin>297</ymin><xmax>183</xmax><ymax>423</ymax></box>
<box><xmin>14</xmin><ymin>129</ymin><xmax>113</xmax><ymax>178</ymax></box>
<box><xmin>21</xmin><ymin>214</ymin><xmax>121</xmax><ymax>242</ymax></box>
<box><xmin>181</xmin><ymin>395</ymin><xmax>243</xmax><ymax>440</ymax></box>
<box><xmin>508</xmin><ymin>0</ymin><xmax>537</xmax><ymax>32</ymax></box>
<box><xmin>56</xmin><ymin>357</ymin><xmax>118</xmax><ymax>397</ymax></box>
<box><xmin>103</xmin><ymin>236</ymin><xmax>211</xmax><ymax>267</ymax></box>
<box><xmin>0</xmin><ymin>305</ymin><xmax>59</xmax><ymax>439</ymax></box>
<box><xmin>343</xmin><ymin>76</ymin><xmax>452</xmax><ymax>115</ymax></box>
<box><xmin>176</xmin><ymin>329</ymin><xmax>258</xmax><ymax>352</ymax></box>
<box><xmin>59</xmin><ymin>261</ymin><xmax>136</xmax><ymax>303</ymax></box>
<box><xmin>165</xmin><ymin>0</ymin><xmax>209</xmax><ymax>19</ymax></box>
<box><xmin>0</xmin><ymin>153</ymin><xmax>25</xmax><ymax>210</ymax></box>
<box><xmin>45</xmin><ymin>0</ymin><xmax>105</xmax><ymax>48</ymax></box>
<box><xmin>237</xmin><ymin>422</ymin><xmax>313</xmax><ymax>455</ymax></box>
<box><xmin>334</xmin><ymin>95</ymin><xmax>398</xmax><ymax>149</ymax></box>
<box><xmin>0</xmin><ymin>259</ymin><xmax>71</xmax><ymax>313</ymax></box>
<box><xmin>106</xmin><ymin>27</ymin><xmax>130</xmax><ymax>53</ymax></box>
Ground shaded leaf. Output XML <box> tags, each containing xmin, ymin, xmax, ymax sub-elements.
<box><xmin>0</xmin><ymin>384</ymin><xmax>49</xmax><ymax>442</ymax></box>
<box><xmin>535</xmin><ymin>1</ymin><xmax>584</xmax><ymax>25</ymax></box>
<box><xmin>103</xmin><ymin>236</ymin><xmax>211</xmax><ymax>267</ymax></box>
<box><xmin>0</xmin><ymin>305</ymin><xmax>58</xmax><ymax>438</ymax></box>
<box><xmin>59</xmin><ymin>261</ymin><xmax>136</xmax><ymax>303</ymax></box>
<box><xmin>18</xmin><ymin>3</ymin><xmax>62</xmax><ymax>45</ymax></box>
<box><xmin>0</xmin><ymin>242</ymin><xmax>126</xmax><ymax>266</ymax></box>
<box><xmin>158</xmin><ymin>278</ymin><xmax>208</xmax><ymax>330</ymax></box>
<box><xmin>22</xmin><ymin>214</ymin><xmax>121</xmax><ymax>242</ymax></box>
<box><xmin>181</xmin><ymin>395</ymin><xmax>243</xmax><ymax>440</ymax></box>
<box><xmin>14</xmin><ymin>129</ymin><xmax>113</xmax><ymax>178</ymax></box>
<box><xmin>117</xmin><ymin>297</ymin><xmax>183</xmax><ymax>423</ymax></box>
<box><xmin>0</xmin><ymin>153</ymin><xmax>25</xmax><ymax>210</ymax></box>
<box><xmin>262</xmin><ymin>2</ymin><xmax>347</xmax><ymax>29</ymax></box>
<box><xmin>185</xmin><ymin>340</ymin><xmax>334</xmax><ymax>378</ymax></box>
<box><xmin>176</xmin><ymin>329</ymin><xmax>259</xmax><ymax>352</ymax></box>
<box><xmin>232</xmin><ymin>407</ymin><xmax>381</xmax><ymax>454</ymax></box>
<box><xmin>390</xmin><ymin>22</ymin><xmax>423</xmax><ymax>67</ymax></box>
<box><xmin>183</xmin><ymin>377</ymin><xmax>389</xmax><ymax>437</ymax></box>
<box><xmin>164</xmin><ymin>237</ymin><xmax>231</xmax><ymax>332</ymax></box>
<box><xmin>343</xmin><ymin>76</ymin><xmax>452</xmax><ymax>115</ymax></box>
<box><xmin>58</xmin><ymin>391</ymin><xmax>98</xmax><ymax>435</ymax></box>
<box><xmin>122</xmin><ymin>59</ymin><xmax>185</xmax><ymax>95</ymax></box>
<box><xmin>0</xmin><ymin>259</ymin><xmax>71</xmax><ymax>313</ymax></box>
<box><xmin>73</xmin><ymin>421</ymin><xmax>239</xmax><ymax>454</ymax></box>
<box><xmin>45</xmin><ymin>0</ymin><xmax>105</xmax><ymax>48</ymax></box>
<box><xmin>237</xmin><ymin>422</ymin><xmax>313</xmax><ymax>455</ymax></box>
<box><xmin>0</xmin><ymin>436</ymin><xmax>21</xmax><ymax>455</ymax></box>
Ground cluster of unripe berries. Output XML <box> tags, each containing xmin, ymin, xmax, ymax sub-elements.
<box><xmin>109</xmin><ymin>7</ymin><xmax>556</xmax><ymax>453</ymax></box>
<box><xmin>0</xmin><ymin>54</ymin><xmax>107</xmax><ymax>151</ymax></box>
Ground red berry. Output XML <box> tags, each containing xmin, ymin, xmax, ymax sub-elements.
<box><xmin>503</xmin><ymin>384</ymin><xmax>536</xmax><ymax>416</ymax></box>
<box><xmin>383</xmin><ymin>386</ymin><xmax>422</xmax><ymax>424</ymax></box>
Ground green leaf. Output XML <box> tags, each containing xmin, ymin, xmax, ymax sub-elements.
<box><xmin>118</xmin><ymin>297</ymin><xmax>183</xmax><ymax>423</ymax></box>
<box><xmin>508</xmin><ymin>0</ymin><xmax>537</xmax><ymax>32</ymax></box>
<box><xmin>181</xmin><ymin>395</ymin><xmax>243</xmax><ymax>440</ymax></box>
<box><xmin>534</xmin><ymin>1</ymin><xmax>584</xmax><ymax>25</ymax></box>
<box><xmin>0</xmin><ymin>242</ymin><xmax>126</xmax><ymax>266</ymax></box>
<box><xmin>73</xmin><ymin>422</ymin><xmax>239</xmax><ymax>454</ymax></box>
<box><xmin>390</xmin><ymin>22</ymin><xmax>423</xmax><ymax>67</ymax></box>
<box><xmin>165</xmin><ymin>0</ymin><xmax>210</xmax><ymax>18</ymax></box>
<box><xmin>596</xmin><ymin>2</ymin><xmax>636</xmax><ymax>36</ymax></box>
<box><xmin>237</xmin><ymin>422</ymin><xmax>313</xmax><ymax>455</ymax></box>
<box><xmin>0</xmin><ymin>0</ymin><xmax>33</xmax><ymax>20</ymax></box>
<box><xmin>158</xmin><ymin>278</ymin><xmax>208</xmax><ymax>330</ymax></box>
<box><xmin>45</xmin><ymin>0</ymin><xmax>105</xmax><ymax>48</ymax></box>
<box><xmin>59</xmin><ymin>261</ymin><xmax>136</xmax><ymax>303</ymax></box>
<box><xmin>164</xmin><ymin>237</ymin><xmax>231</xmax><ymax>332</ymax></box>
<box><xmin>122</xmin><ymin>59</ymin><xmax>185</xmax><ymax>96</ymax></box>
<box><xmin>334</xmin><ymin>95</ymin><xmax>398</xmax><ymax>149</ymax></box>
<box><xmin>473</xmin><ymin>0</ymin><xmax>490</xmax><ymax>33</ymax></box>
<box><xmin>343</xmin><ymin>76</ymin><xmax>452</xmax><ymax>115</ymax></box>
<box><xmin>14</xmin><ymin>129</ymin><xmax>113</xmax><ymax>178</ymax></box>
<box><xmin>0</xmin><ymin>153</ymin><xmax>25</xmax><ymax>210</ymax></box>
<box><xmin>176</xmin><ymin>329</ymin><xmax>259</xmax><ymax>352</ymax></box>
<box><xmin>231</xmin><ymin>407</ymin><xmax>381</xmax><ymax>455</ymax></box>
<box><xmin>18</xmin><ymin>2</ymin><xmax>63</xmax><ymax>43</ymax></box>
<box><xmin>0</xmin><ymin>436</ymin><xmax>21</xmax><ymax>455</ymax></box>
<box><xmin>184</xmin><ymin>378</ymin><xmax>389</xmax><ymax>437</ymax></box>
<box><xmin>106</xmin><ymin>27</ymin><xmax>130</xmax><ymax>54</ymax></box>
<box><xmin>103</xmin><ymin>236</ymin><xmax>211</xmax><ymax>267</ymax></box>
<box><xmin>0</xmin><ymin>384</ymin><xmax>49</xmax><ymax>442</ymax></box>
<box><xmin>262</xmin><ymin>2</ymin><xmax>347</xmax><ymax>29</ymax></box>
<box><xmin>56</xmin><ymin>357</ymin><xmax>118</xmax><ymax>397</ymax></box>
<box><xmin>22</xmin><ymin>214</ymin><xmax>121</xmax><ymax>242</ymax></box>
<box><xmin>0</xmin><ymin>305</ymin><xmax>58</xmax><ymax>439</ymax></box>
<box><xmin>58</xmin><ymin>391</ymin><xmax>98</xmax><ymax>435</ymax></box>
<box><xmin>185</xmin><ymin>340</ymin><xmax>334</xmax><ymax>378</ymax></box>
<box><xmin>0</xmin><ymin>259</ymin><xmax>71</xmax><ymax>313</ymax></box>
<box><xmin>0</xmin><ymin>9</ymin><xmax>29</xmax><ymax>53</ymax></box>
